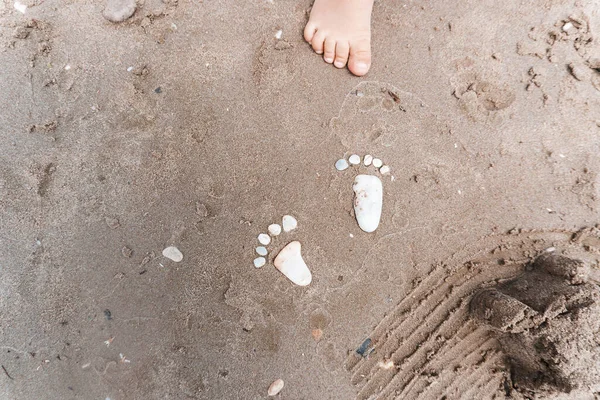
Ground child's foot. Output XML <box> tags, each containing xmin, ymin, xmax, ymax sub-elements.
<box><xmin>304</xmin><ymin>0</ymin><xmax>374</xmax><ymax>77</ymax></box>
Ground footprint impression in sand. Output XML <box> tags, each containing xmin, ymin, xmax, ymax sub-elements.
<box><xmin>335</xmin><ymin>154</ymin><xmax>391</xmax><ymax>233</ymax></box>
<box><xmin>253</xmin><ymin>215</ymin><xmax>312</xmax><ymax>286</ymax></box>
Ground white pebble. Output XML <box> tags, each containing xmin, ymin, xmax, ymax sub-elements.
<box><xmin>562</xmin><ymin>22</ymin><xmax>573</xmax><ymax>32</ymax></box>
<box><xmin>353</xmin><ymin>175</ymin><xmax>383</xmax><ymax>233</ymax></box>
<box><xmin>268</xmin><ymin>378</ymin><xmax>285</xmax><ymax>396</ymax></box>
<box><xmin>162</xmin><ymin>246</ymin><xmax>183</xmax><ymax>262</ymax></box>
<box><xmin>373</xmin><ymin>158</ymin><xmax>383</xmax><ymax>168</ymax></box>
<box><xmin>14</xmin><ymin>1</ymin><xmax>27</xmax><ymax>13</ymax></box>
<box><xmin>364</xmin><ymin>155</ymin><xmax>373</xmax><ymax>166</ymax></box>
<box><xmin>258</xmin><ymin>233</ymin><xmax>271</xmax><ymax>245</ymax></box>
<box><xmin>349</xmin><ymin>154</ymin><xmax>361</xmax><ymax>165</ymax></box>
<box><xmin>275</xmin><ymin>29</ymin><xmax>283</xmax><ymax>39</ymax></box>
<box><xmin>256</xmin><ymin>246</ymin><xmax>268</xmax><ymax>256</ymax></box>
<box><xmin>268</xmin><ymin>223</ymin><xmax>282</xmax><ymax>236</ymax></box>
<box><xmin>274</xmin><ymin>242</ymin><xmax>311</xmax><ymax>286</ymax></box>
<box><xmin>127</xmin><ymin>66</ymin><xmax>134</xmax><ymax>72</ymax></box>
<box><xmin>254</xmin><ymin>257</ymin><xmax>266</xmax><ymax>268</ymax></box>
<box><xmin>379</xmin><ymin>165</ymin><xmax>390</xmax><ymax>175</ymax></box>
<box><xmin>335</xmin><ymin>159</ymin><xmax>349</xmax><ymax>171</ymax></box>
<box><xmin>282</xmin><ymin>215</ymin><xmax>297</xmax><ymax>232</ymax></box>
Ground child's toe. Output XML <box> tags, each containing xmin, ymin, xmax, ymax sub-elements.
<box><xmin>333</xmin><ymin>41</ymin><xmax>349</xmax><ymax>68</ymax></box>
<box><xmin>323</xmin><ymin>38</ymin><xmax>336</xmax><ymax>63</ymax></box>
<box><xmin>348</xmin><ymin>38</ymin><xmax>371</xmax><ymax>76</ymax></box>
<box><xmin>303</xmin><ymin>22</ymin><xmax>317</xmax><ymax>43</ymax></box>
<box><xmin>311</xmin><ymin>31</ymin><xmax>326</xmax><ymax>54</ymax></box>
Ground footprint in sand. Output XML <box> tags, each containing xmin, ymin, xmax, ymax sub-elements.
<box><xmin>253</xmin><ymin>215</ymin><xmax>312</xmax><ymax>286</ymax></box>
<box><xmin>335</xmin><ymin>153</ymin><xmax>391</xmax><ymax>233</ymax></box>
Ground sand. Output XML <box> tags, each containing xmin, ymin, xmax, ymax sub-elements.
<box><xmin>0</xmin><ymin>0</ymin><xmax>599</xmax><ymax>399</ymax></box>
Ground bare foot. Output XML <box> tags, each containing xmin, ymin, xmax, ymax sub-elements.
<box><xmin>304</xmin><ymin>0</ymin><xmax>374</xmax><ymax>76</ymax></box>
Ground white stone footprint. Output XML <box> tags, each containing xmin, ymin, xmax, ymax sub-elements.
<box><xmin>253</xmin><ymin>215</ymin><xmax>312</xmax><ymax>286</ymax></box>
<box><xmin>335</xmin><ymin>154</ymin><xmax>391</xmax><ymax>233</ymax></box>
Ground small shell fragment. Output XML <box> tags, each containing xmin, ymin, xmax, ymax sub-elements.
<box><xmin>258</xmin><ymin>233</ymin><xmax>271</xmax><ymax>245</ymax></box>
<box><xmin>335</xmin><ymin>159</ymin><xmax>349</xmax><ymax>171</ymax></box>
<box><xmin>379</xmin><ymin>165</ymin><xmax>390</xmax><ymax>175</ymax></box>
<box><xmin>364</xmin><ymin>155</ymin><xmax>373</xmax><ymax>166</ymax></box>
<box><xmin>373</xmin><ymin>158</ymin><xmax>383</xmax><ymax>168</ymax></box>
<box><xmin>268</xmin><ymin>224</ymin><xmax>282</xmax><ymax>236</ymax></box>
<box><xmin>162</xmin><ymin>246</ymin><xmax>183</xmax><ymax>262</ymax></box>
<box><xmin>282</xmin><ymin>215</ymin><xmax>297</xmax><ymax>232</ymax></box>
<box><xmin>349</xmin><ymin>154</ymin><xmax>361</xmax><ymax>165</ymax></box>
<box><xmin>256</xmin><ymin>246</ymin><xmax>268</xmax><ymax>256</ymax></box>
<box><xmin>268</xmin><ymin>378</ymin><xmax>284</xmax><ymax>396</ymax></box>
<box><xmin>254</xmin><ymin>257</ymin><xmax>266</xmax><ymax>268</ymax></box>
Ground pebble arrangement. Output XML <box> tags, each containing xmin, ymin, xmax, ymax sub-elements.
<box><xmin>335</xmin><ymin>154</ymin><xmax>388</xmax><ymax>233</ymax></box>
<box><xmin>335</xmin><ymin>154</ymin><xmax>391</xmax><ymax>175</ymax></box>
<box><xmin>253</xmin><ymin>215</ymin><xmax>312</xmax><ymax>286</ymax></box>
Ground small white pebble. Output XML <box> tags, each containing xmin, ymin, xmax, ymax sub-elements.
<box><xmin>562</xmin><ymin>22</ymin><xmax>573</xmax><ymax>31</ymax></box>
<box><xmin>258</xmin><ymin>233</ymin><xmax>271</xmax><ymax>245</ymax></box>
<box><xmin>64</xmin><ymin>65</ymin><xmax>71</xmax><ymax>71</ymax></box>
<box><xmin>254</xmin><ymin>257</ymin><xmax>266</xmax><ymax>268</ymax></box>
<box><xmin>335</xmin><ymin>159</ymin><xmax>349</xmax><ymax>171</ymax></box>
<box><xmin>364</xmin><ymin>155</ymin><xmax>373</xmax><ymax>166</ymax></box>
<box><xmin>275</xmin><ymin>29</ymin><xmax>283</xmax><ymax>39</ymax></box>
<box><xmin>558</xmin><ymin>154</ymin><xmax>566</xmax><ymax>158</ymax></box>
<box><xmin>268</xmin><ymin>224</ymin><xmax>282</xmax><ymax>236</ymax></box>
<box><xmin>349</xmin><ymin>233</ymin><xmax>354</xmax><ymax>238</ymax></box>
<box><xmin>256</xmin><ymin>246</ymin><xmax>268</xmax><ymax>256</ymax></box>
<box><xmin>127</xmin><ymin>66</ymin><xmax>134</xmax><ymax>72</ymax></box>
<box><xmin>268</xmin><ymin>379</ymin><xmax>284</xmax><ymax>396</ymax></box>
<box><xmin>171</xmin><ymin>22</ymin><xmax>177</xmax><ymax>30</ymax></box>
<box><xmin>349</xmin><ymin>154</ymin><xmax>360</xmax><ymax>165</ymax></box>
<box><xmin>373</xmin><ymin>158</ymin><xmax>383</xmax><ymax>168</ymax></box>
<box><xmin>545</xmin><ymin>247</ymin><xmax>556</xmax><ymax>253</ymax></box>
<box><xmin>379</xmin><ymin>165</ymin><xmax>390</xmax><ymax>175</ymax></box>
<box><xmin>282</xmin><ymin>215</ymin><xmax>298</xmax><ymax>232</ymax></box>
<box><xmin>162</xmin><ymin>246</ymin><xmax>183</xmax><ymax>262</ymax></box>
<box><xmin>14</xmin><ymin>1</ymin><xmax>27</xmax><ymax>13</ymax></box>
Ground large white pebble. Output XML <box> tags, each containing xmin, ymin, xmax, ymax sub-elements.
<box><xmin>256</xmin><ymin>246</ymin><xmax>268</xmax><ymax>256</ymax></box>
<box><xmin>268</xmin><ymin>224</ymin><xmax>282</xmax><ymax>236</ymax></box>
<box><xmin>282</xmin><ymin>215</ymin><xmax>297</xmax><ymax>232</ymax></box>
<box><xmin>349</xmin><ymin>154</ymin><xmax>360</xmax><ymax>165</ymax></box>
<box><xmin>353</xmin><ymin>175</ymin><xmax>383</xmax><ymax>233</ymax></box>
<box><xmin>162</xmin><ymin>246</ymin><xmax>183</xmax><ymax>262</ymax></box>
<box><xmin>268</xmin><ymin>378</ymin><xmax>284</xmax><ymax>396</ymax></box>
<box><xmin>335</xmin><ymin>159</ymin><xmax>349</xmax><ymax>171</ymax></box>
<box><xmin>379</xmin><ymin>165</ymin><xmax>390</xmax><ymax>175</ymax></box>
<box><xmin>254</xmin><ymin>257</ymin><xmax>266</xmax><ymax>268</ymax></box>
<box><xmin>258</xmin><ymin>233</ymin><xmax>271</xmax><ymax>245</ymax></box>
<box><xmin>373</xmin><ymin>158</ymin><xmax>383</xmax><ymax>168</ymax></box>
<box><xmin>274</xmin><ymin>241</ymin><xmax>312</xmax><ymax>286</ymax></box>
<box><xmin>364</xmin><ymin>155</ymin><xmax>373</xmax><ymax>166</ymax></box>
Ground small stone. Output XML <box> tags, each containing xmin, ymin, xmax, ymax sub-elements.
<box><xmin>274</xmin><ymin>29</ymin><xmax>283</xmax><ymax>40</ymax></box>
<box><xmin>364</xmin><ymin>155</ymin><xmax>373</xmax><ymax>166</ymax></box>
<box><xmin>353</xmin><ymin>175</ymin><xmax>383</xmax><ymax>233</ymax></box>
<box><xmin>103</xmin><ymin>0</ymin><xmax>137</xmax><ymax>23</ymax></box>
<box><xmin>562</xmin><ymin>22</ymin><xmax>574</xmax><ymax>32</ymax></box>
<box><xmin>274</xmin><ymin>241</ymin><xmax>311</xmax><ymax>286</ymax></box>
<box><xmin>256</xmin><ymin>246</ymin><xmax>268</xmax><ymax>256</ymax></box>
<box><xmin>121</xmin><ymin>246</ymin><xmax>133</xmax><ymax>258</ymax></box>
<box><xmin>253</xmin><ymin>257</ymin><xmax>266</xmax><ymax>268</ymax></box>
<box><xmin>282</xmin><ymin>215</ymin><xmax>297</xmax><ymax>232</ymax></box>
<box><xmin>268</xmin><ymin>379</ymin><xmax>284</xmax><ymax>396</ymax></box>
<box><xmin>162</xmin><ymin>246</ymin><xmax>183</xmax><ymax>262</ymax></box>
<box><xmin>311</xmin><ymin>328</ymin><xmax>323</xmax><ymax>342</ymax></box>
<box><xmin>373</xmin><ymin>158</ymin><xmax>383</xmax><ymax>168</ymax></box>
<box><xmin>349</xmin><ymin>154</ymin><xmax>360</xmax><ymax>165</ymax></box>
<box><xmin>268</xmin><ymin>224</ymin><xmax>282</xmax><ymax>236</ymax></box>
<box><xmin>379</xmin><ymin>165</ymin><xmax>390</xmax><ymax>175</ymax></box>
<box><xmin>335</xmin><ymin>159</ymin><xmax>349</xmax><ymax>171</ymax></box>
<box><xmin>258</xmin><ymin>233</ymin><xmax>271</xmax><ymax>245</ymax></box>
<box><xmin>105</xmin><ymin>217</ymin><xmax>120</xmax><ymax>229</ymax></box>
